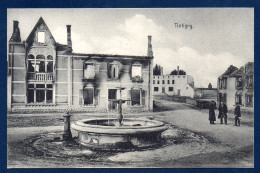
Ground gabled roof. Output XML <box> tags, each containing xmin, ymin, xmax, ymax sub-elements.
<box><xmin>26</xmin><ymin>17</ymin><xmax>56</xmax><ymax>44</ymax></box>
<box><xmin>230</xmin><ymin>66</ymin><xmax>244</xmax><ymax>77</ymax></box>
<box><xmin>219</xmin><ymin>65</ymin><xmax>238</xmax><ymax>78</ymax></box>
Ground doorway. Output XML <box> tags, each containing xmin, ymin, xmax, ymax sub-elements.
<box><xmin>162</xmin><ymin>87</ymin><xmax>165</xmax><ymax>93</ymax></box>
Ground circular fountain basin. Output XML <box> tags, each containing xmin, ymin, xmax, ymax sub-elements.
<box><xmin>71</xmin><ymin>118</ymin><xmax>168</xmax><ymax>150</ymax></box>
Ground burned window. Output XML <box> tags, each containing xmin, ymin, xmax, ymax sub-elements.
<box><xmin>108</xmin><ymin>61</ymin><xmax>122</xmax><ymax>80</ymax></box>
<box><xmin>168</xmin><ymin>80</ymin><xmax>170</xmax><ymax>84</ymax></box>
<box><xmin>108</xmin><ymin>64</ymin><xmax>119</xmax><ymax>79</ymax></box>
<box><xmin>153</xmin><ymin>80</ymin><xmax>155</xmax><ymax>84</ymax></box>
<box><xmin>131</xmin><ymin>64</ymin><xmax>142</xmax><ymax>78</ymax></box>
<box><xmin>236</xmin><ymin>77</ymin><xmax>242</xmax><ymax>89</ymax></box>
<box><xmin>172</xmin><ymin>80</ymin><xmax>175</xmax><ymax>84</ymax></box>
<box><xmin>28</xmin><ymin>55</ymin><xmax>35</xmax><ymax>72</ymax></box>
<box><xmin>37</xmin><ymin>31</ymin><xmax>45</xmax><ymax>43</ymax></box>
<box><xmin>28</xmin><ymin>55</ymin><xmax>54</xmax><ymax>73</ymax></box>
<box><xmin>235</xmin><ymin>94</ymin><xmax>242</xmax><ymax>105</ymax></box>
<box><xmin>131</xmin><ymin>89</ymin><xmax>141</xmax><ymax>106</ymax></box>
<box><xmin>27</xmin><ymin>83</ymin><xmax>53</xmax><ymax>104</ymax></box>
<box><xmin>108</xmin><ymin>89</ymin><xmax>117</xmax><ymax>110</ymax></box>
<box><xmin>157</xmin><ymin>80</ymin><xmax>160</xmax><ymax>84</ymax></box>
<box><xmin>246</xmin><ymin>94</ymin><xmax>253</xmax><ymax>107</ymax></box>
<box><xmin>83</xmin><ymin>88</ymin><xmax>94</xmax><ymax>105</ymax></box>
<box><xmin>219</xmin><ymin>78</ymin><xmax>227</xmax><ymax>89</ymax></box>
<box><xmin>46</xmin><ymin>56</ymin><xmax>53</xmax><ymax>73</ymax></box>
<box><xmin>162</xmin><ymin>80</ymin><xmax>165</xmax><ymax>84</ymax></box>
<box><xmin>84</xmin><ymin>63</ymin><xmax>95</xmax><ymax>79</ymax></box>
<box><xmin>247</xmin><ymin>76</ymin><xmax>253</xmax><ymax>88</ymax></box>
<box><xmin>154</xmin><ymin>87</ymin><xmax>159</xmax><ymax>91</ymax></box>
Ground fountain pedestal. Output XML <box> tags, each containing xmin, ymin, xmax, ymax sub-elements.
<box><xmin>63</xmin><ymin>114</ymin><xmax>72</xmax><ymax>141</ymax></box>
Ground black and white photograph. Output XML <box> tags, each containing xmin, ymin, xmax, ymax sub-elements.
<box><xmin>7</xmin><ymin>8</ymin><xmax>254</xmax><ymax>168</ymax></box>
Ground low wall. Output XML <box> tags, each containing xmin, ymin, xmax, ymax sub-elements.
<box><xmin>10</xmin><ymin>105</ymin><xmax>150</xmax><ymax>114</ymax></box>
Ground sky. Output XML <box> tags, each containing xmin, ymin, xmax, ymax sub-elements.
<box><xmin>7</xmin><ymin>8</ymin><xmax>254</xmax><ymax>87</ymax></box>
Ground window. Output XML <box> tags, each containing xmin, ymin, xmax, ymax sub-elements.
<box><xmin>131</xmin><ymin>89</ymin><xmax>141</xmax><ymax>106</ymax></box>
<box><xmin>162</xmin><ymin>80</ymin><xmax>165</xmax><ymax>84</ymax></box>
<box><xmin>132</xmin><ymin>64</ymin><xmax>142</xmax><ymax>77</ymax></box>
<box><xmin>108</xmin><ymin>62</ymin><xmax>120</xmax><ymax>79</ymax></box>
<box><xmin>108</xmin><ymin>89</ymin><xmax>117</xmax><ymax>110</ymax></box>
<box><xmin>219</xmin><ymin>78</ymin><xmax>227</xmax><ymax>89</ymax></box>
<box><xmin>172</xmin><ymin>80</ymin><xmax>175</xmax><ymax>84</ymax></box>
<box><xmin>37</xmin><ymin>31</ymin><xmax>45</xmax><ymax>43</ymax></box>
<box><xmin>235</xmin><ymin>94</ymin><xmax>242</xmax><ymax>105</ymax></box>
<box><xmin>153</xmin><ymin>80</ymin><xmax>155</xmax><ymax>84</ymax></box>
<box><xmin>154</xmin><ymin>87</ymin><xmax>159</xmax><ymax>91</ymax></box>
<box><xmin>84</xmin><ymin>63</ymin><xmax>95</xmax><ymax>79</ymax></box>
<box><xmin>247</xmin><ymin>76</ymin><xmax>253</xmax><ymax>88</ymax></box>
<box><xmin>186</xmin><ymin>87</ymin><xmax>188</xmax><ymax>90</ymax></box>
<box><xmin>46</xmin><ymin>55</ymin><xmax>53</xmax><ymax>73</ymax></box>
<box><xmin>27</xmin><ymin>54</ymin><xmax>53</xmax><ymax>73</ymax></box>
<box><xmin>27</xmin><ymin>83</ymin><xmax>53</xmax><ymax>103</ymax></box>
<box><xmin>169</xmin><ymin>87</ymin><xmax>173</xmax><ymax>91</ymax></box>
<box><xmin>246</xmin><ymin>94</ymin><xmax>253</xmax><ymax>107</ymax></box>
<box><xmin>157</xmin><ymin>80</ymin><xmax>160</xmax><ymax>84</ymax></box>
<box><xmin>168</xmin><ymin>80</ymin><xmax>170</xmax><ymax>84</ymax></box>
<box><xmin>83</xmin><ymin>88</ymin><xmax>94</xmax><ymax>105</ymax></box>
<box><xmin>236</xmin><ymin>77</ymin><xmax>242</xmax><ymax>89</ymax></box>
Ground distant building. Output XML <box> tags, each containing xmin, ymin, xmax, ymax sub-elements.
<box><xmin>194</xmin><ymin>87</ymin><xmax>218</xmax><ymax>100</ymax></box>
<box><xmin>7</xmin><ymin>17</ymin><xmax>154</xmax><ymax>113</ymax></box>
<box><xmin>153</xmin><ymin>68</ymin><xmax>195</xmax><ymax>98</ymax></box>
<box><xmin>217</xmin><ymin>63</ymin><xmax>254</xmax><ymax>109</ymax></box>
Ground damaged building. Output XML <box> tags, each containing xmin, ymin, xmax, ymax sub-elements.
<box><xmin>7</xmin><ymin>17</ymin><xmax>154</xmax><ymax>113</ymax></box>
<box><xmin>217</xmin><ymin>63</ymin><xmax>254</xmax><ymax>109</ymax></box>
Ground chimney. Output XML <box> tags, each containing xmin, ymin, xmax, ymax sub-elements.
<box><xmin>67</xmin><ymin>25</ymin><xmax>72</xmax><ymax>51</ymax></box>
<box><xmin>147</xmin><ymin>35</ymin><xmax>153</xmax><ymax>57</ymax></box>
<box><xmin>177</xmin><ymin>66</ymin><xmax>180</xmax><ymax>75</ymax></box>
<box><xmin>9</xmin><ymin>20</ymin><xmax>21</xmax><ymax>42</ymax></box>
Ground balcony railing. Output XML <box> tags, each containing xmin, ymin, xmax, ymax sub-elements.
<box><xmin>28</xmin><ymin>73</ymin><xmax>53</xmax><ymax>81</ymax></box>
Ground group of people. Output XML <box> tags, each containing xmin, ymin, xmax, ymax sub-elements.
<box><xmin>208</xmin><ymin>100</ymin><xmax>241</xmax><ymax>126</ymax></box>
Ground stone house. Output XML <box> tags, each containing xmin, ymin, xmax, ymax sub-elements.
<box><xmin>153</xmin><ymin>67</ymin><xmax>195</xmax><ymax>98</ymax></box>
<box><xmin>217</xmin><ymin>63</ymin><xmax>254</xmax><ymax>109</ymax></box>
<box><xmin>7</xmin><ymin>17</ymin><xmax>154</xmax><ymax>113</ymax></box>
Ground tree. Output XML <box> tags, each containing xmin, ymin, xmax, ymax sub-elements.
<box><xmin>170</xmin><ymin>69</ymin><xmax>186</xmax><ymax>75</ymax></box>
<box><xmin>153</xmin><ymin>64</ymin><xmax>162</xmax><ymax>75</ymax></box>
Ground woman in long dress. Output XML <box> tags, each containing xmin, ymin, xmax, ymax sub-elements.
<box><xmin>209</xmin><ymin>101</ymin><xmax>216</xmax><ymax>124</ymax></box>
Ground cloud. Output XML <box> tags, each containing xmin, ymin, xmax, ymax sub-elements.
<box><xmin>154</xmin><ymin>47</ymin><xmax>248</xmax><ymax>87</ymax></box>
<box><xmin>52</xmin><ymin>14</ymin><xmax>250</xmax><ymax>88</ymax></box>
<box><xmin>52</xmin><ymin>26</ymin><xmax>94</xmax><ymax>53</ymax></box>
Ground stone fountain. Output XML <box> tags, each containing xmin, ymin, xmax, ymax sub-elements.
<box><xmin>71</xmin><ymin>87</ymin><xmax>168</xmax><ymax>150</ymax></box>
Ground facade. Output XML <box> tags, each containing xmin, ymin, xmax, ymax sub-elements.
<box><xmin>7</xmin><ymin>17</ymin><xmax>154</xmax><ymax>113</ymax></box>
<box><xmin>217</xmin><ymin>63</ymin><xmax>254</xmax><ymax>109</ymax></box>
<box><xmin>194</xmin><ymin>83</ymin><xmax>218</xmax><ymax>100</ymax></box>
<box><xmin>153</xmin><ymin>73</ymin><xmax>195</xmax><ymax>98</ymax></box>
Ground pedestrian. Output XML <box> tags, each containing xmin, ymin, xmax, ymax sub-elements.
<box><xmin>218</xmin><ymin>101</ymin><xmax>228</xmax><ymax>124</ymax></box>
<box><xmin>234</xmin><ymin>102</ymin><xmax>241</xmax><ymax>126</ymax></box>
<box><xmin>209</xmin><ymin>100</ymin><xmax>216</xmax><ymax>124</ymax></box>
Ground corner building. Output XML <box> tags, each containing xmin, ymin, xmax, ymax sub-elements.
<box><xmin>217</xmin><ymin>63</ymin><xmax>254</xmax><ymax>110</ymax></box>
<box><xmin>8</xmin><ymin>17</ymin><xmax>153</xmax><ymax>113</ymax></box>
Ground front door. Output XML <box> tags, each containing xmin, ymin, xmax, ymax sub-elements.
<box><xmin>108</xmin><ymin>89</ymin><xmax>117</xmax><ymax>110</ymax></box>
<box><xmin>162</xmin><ymin>87</ymin><xmax>165</xmax><ymax>93</ymax></box>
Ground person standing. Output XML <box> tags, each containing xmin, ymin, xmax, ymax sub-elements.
<box><xmin>218</xmin><ymin>101</ymin><xmax>228</xmax><ymax>124</ymax></box>
<box><xmin>209</xmin><ymin>101</ymin><xmax>216</xmax><ymax>124</ymax></box>
<box><xmin>234</xmin><ymin>103</ymin><xmax>241</xmax><ymax>126</ymax></box>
